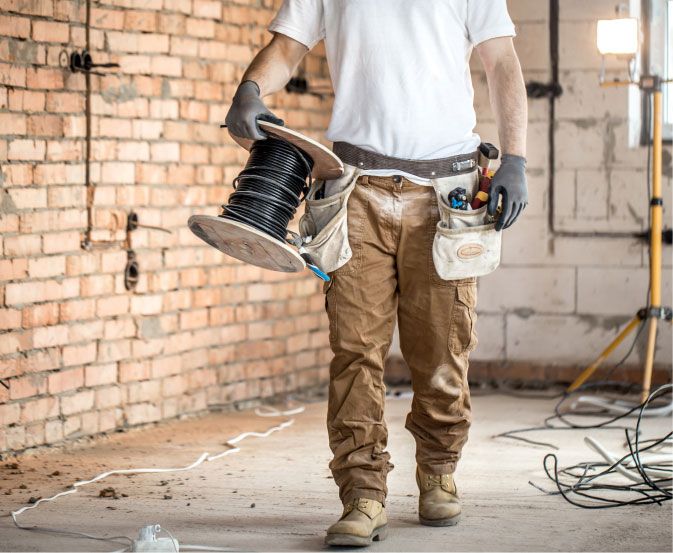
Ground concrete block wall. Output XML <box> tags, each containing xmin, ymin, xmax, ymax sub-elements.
<box><xmin>0</xmin><ymin>0</ymin><xmax>334</xmax><ymax>454</ymax></box>
<box><xmin>468</xmin><ymin>0</ymin><xmax>672</xmax><ymax>382</ymax></box>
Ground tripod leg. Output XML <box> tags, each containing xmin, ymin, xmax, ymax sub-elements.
<box><xmin>566</xmin><ymin>315</ymin><xmax>641</xmax><ymax>393</ymax></box>
<box><xmin>641</xmin><ymin>88</ymin><xmax>664</xmax><ymax>403</ymax></box>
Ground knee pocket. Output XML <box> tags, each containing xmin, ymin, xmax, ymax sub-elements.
<box><xmin>448</xmin><ymin>281</ymin><xmax>477</xmax><ymax>354</ymax></box>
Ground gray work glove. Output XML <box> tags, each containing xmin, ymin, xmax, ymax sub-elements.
<box><xmin>487</xmin><ymin>154</ymin><xmax>528</xmax><ymax>231</ymax></box>
<box><xmin>224</xmin><ymin>80</ymin><xmax>284</xmax><ymax>141</ymax></box>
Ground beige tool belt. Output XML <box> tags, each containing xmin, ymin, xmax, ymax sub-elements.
<box><xmin>298</xmin><ymin>163</ymin><xmax>362</xmax><ymax>273</ymax></box>
<box><xmin>298</xmin><ymin>157</ymin><xmax>502</xmax><ymax>279</ymax></box>
<box><xmin>429</xmin><ymin>171</ymin><xmax>502</xmax><ymax>280</ymax></box>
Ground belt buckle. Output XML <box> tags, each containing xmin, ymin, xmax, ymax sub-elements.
<box><xmin>452</xmin><ymin>159</ymin><xmax>475</xmax><ymax>172</ymax></box>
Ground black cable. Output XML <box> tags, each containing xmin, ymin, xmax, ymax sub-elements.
<box><xmin>536</xmin><ymin>384</ymin><xmax>672</xmax><ymax>509</ymax></box>
<box><xmin>221</xmin><ymin>135</ymin><xmax>314</xmax><ymax>243</ymax></box>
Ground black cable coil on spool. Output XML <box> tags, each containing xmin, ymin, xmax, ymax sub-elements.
<box><xmin>220</xmin><ymin>135</ymin><xmax>314</xmax><ymax>243</ymax></box>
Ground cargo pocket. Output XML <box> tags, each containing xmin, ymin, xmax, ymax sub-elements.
<box><xmin>431</xmin><ymin>197</ymin><xmax>502</xmax><ymax>281</ymax></box>
<box><xmin>449</xmin><ymin>281</ymin><xmax>478</xmax><ymax>354</ymax></box>
<box><xmin>298</xmin><ymin>164</ymin><xmax>362</xmax><ymax>274</ymax></box>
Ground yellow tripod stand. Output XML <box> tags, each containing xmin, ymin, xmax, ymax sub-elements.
<box><xmin>567</xmin><ymin>76</ymin><xmax>672</xmax><ymax>402</ymax></box>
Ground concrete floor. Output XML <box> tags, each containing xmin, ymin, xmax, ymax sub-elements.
<box><xmin>0</xmin><ymin>390</ymin><xmax>671</xmax><ymax>552</ymax></box>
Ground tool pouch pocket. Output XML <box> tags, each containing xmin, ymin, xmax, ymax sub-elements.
<box><xmin>299</xmin><ymin>164</ymin><xmax>362</xmax><ymax>273</ymax></box>
<box><xmin>432</xmin><ymin>197</ymin><xmax>502</xmax><ymax>280</ymax></box>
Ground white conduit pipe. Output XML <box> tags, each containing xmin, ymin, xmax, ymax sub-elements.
<box><xmin>584</xmin><ymin>436</ymin><xmax>673</xmax><ymax>482</ymax></box>
<box><xmin>572</xmin><ymin>396</ymin><xmax>673</xmax><ymax>417</ymax></box>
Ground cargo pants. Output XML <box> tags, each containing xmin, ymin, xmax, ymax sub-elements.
<box><xmin>324</xmin><ymin>173</ymin><xmax>477</xmax><ymax>506</ymax></box>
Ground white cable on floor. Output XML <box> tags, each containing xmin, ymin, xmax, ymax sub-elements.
<box><xmin>584</xmin><ymin>436</ymin><xmax>673</xmax><ymax>482</ymax></box>
<box><xmin>572</xmin><ymin>396</ymin><xmax>673</xmax><ymax>417</ymax></box>
<box><xmin>11</xmin><ymin>409</ymin><xmax>300</xmax><ymax>551</ymax></box>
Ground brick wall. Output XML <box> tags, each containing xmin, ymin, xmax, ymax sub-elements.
<box><xmin>467</xmin><ymin>0</ymin><xmax>672</xmax><ymax>383</ymax></box>
<box><xmin>0</xmin><ymin>0</ymin><xmax>334</xmax><ymax>454</ymax></box>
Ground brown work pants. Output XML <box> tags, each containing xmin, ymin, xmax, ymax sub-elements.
<box><xmin>324</xmin><ymin>173</ymin><xmax>477</xmax><ymax>506</ymax></box>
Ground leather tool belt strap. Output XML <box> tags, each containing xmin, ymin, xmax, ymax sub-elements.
<box><xmin>333</xmin><ymin>142</ymin><xmax>479</xmax><ymax>179</ymax></box>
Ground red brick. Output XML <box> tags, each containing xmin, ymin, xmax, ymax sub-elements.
<box><xmin>63</xmin><ymin>342</ymin><xmax>98</xmax><ymax>367</ymax></box>
<box><xmin>60</xmin><ymin>389</ymin><xmax>94</xmax><ymax>415</ymax></box>
<box><xmin>8</xmin><ymin>89</ymin><xmax>45</xmax><ymax>112</ymax></box>
<box><xmin>59</xmin><ymin>298</ymin><xmax>96</xmax><ymax>322</ymax></box>
<box><xmin>85</xmin><ymin>363</ymin><xmax>117</xmax><ymax>387</ymax></box>
<box><xmin>27</xmin><ymin>68</ymin><xmax>64</xmax><ymax>90</ymax></box>
<box><xmin>22</xmin><ymin>303</ymin><xmax>60</xmax><ymax>328</ymax></box>
<box><xmin>27</xmin><ymin>114</ymin><xmax>65</xmax><ymax>137</ymax></box>
<box><xmin>8</xmin><ymin>139</ymin><xmax>46</xmax><ymax>161</ymax></box>
<box><xmin>21</xmin><ymin>397</ymin><xmax>59</xmax><ymax>423</ymax></box>
<box><xmin>32</xmin><ymin>20</ymin><xmax>70</xmax><ymax>43</ymax></box>
<box><xmin>151</xmin><ymin>56</ymin><xmax>182</xmax><ymax>77</ymax></box>
<box><xmin>138</xmin><ymin>33</ymin><xmax>169</xmax><ymax>53</ymax></box>
<box><xmin>0</xmin><ymin>15</ymin><xmax>31</xmax><ymax>38</ymax></box>
<box><xmin>46</xmin><ymin>92</ymin><xmax>84</xmax><ymax>113</ymax></box>
<box><xmin>28</xmin><ymin>256</ymin><xmax>66</xmax><ymax>279</ymax></box>
<box><xmin>21</xmin><ymin>348</ymin><xmax>60</xmax><ymax>374</ymax></box>
<box><xmin>0</xmin><ymin>113</ymin><xmax>27</xmax><ymax>135</ymax></box>
<box><xmin>48</xmin><ymin>367</ymin><xmax>84</xmax><ymax>394</ymax></box>
<box><xmin>10</xmin><ymin>374</ymin><xmax>47</xmax><ymax>400</ymax></box>
<box><xmin>3</xmin><ymin>235</ymin><xmax>42</xmax><ymax>258</ymax></box>
<box><xmin>42</xmin><ymin>231</ymin><xmax>81</xmax><ymax>254</ymax></box>
<box><xmin>0</xmin><ymin>259</ymin><xmax>29</xmax><ymax>282</ymax></box>
<box><xmin>119</xmin><ymin>360</ymin><xmax>150</xmax><ymax>382</ymax></box>
<box><xmin>97</xmin><ymin>339</ymin><xmax>131</xmax><ymax>363</ymax></box>
<box><xmin>33</xmin><ymin>324</ymin><xmax>70</xmax><ymax>348</ymax></box>
<box><xmin>95</xmin><ymin>386</ymin><xmax>122</xmax><ymax>408</ymax></box>
<box><xmin>0</xmin><ymin>403</ymin><xmax>21</xmax><ymax>426</ymax></box>
<box><xmin>91</xmin><ymin>8</ymin><xmax>125</xmax><ymax>29</ymax></box>
<box><xmin>185</xmin><ymin>17</ymin><xmax>214</xmax><ymax>38</ymax></box>
<box><xmin>124</xmin><ymin>11</ymin><xmax>157</xmax><ymax>32</ymax></box>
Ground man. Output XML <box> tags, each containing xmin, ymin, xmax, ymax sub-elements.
<box><xmin>225</xmin><ymin>0</ymin><xmax>527</xmax><ymax>546</ymax></box>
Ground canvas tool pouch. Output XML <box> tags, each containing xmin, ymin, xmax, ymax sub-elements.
<box><xmin>430</xmin><ymin>173</ymin><xmax>502</xmax><ymax>280</ymax></box>
<box><xmin>298</xmin><ymin>164</ymin><xmax>362</xmax><ymax>273</ymax></box>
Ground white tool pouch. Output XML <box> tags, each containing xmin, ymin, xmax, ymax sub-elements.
<box><xmin>431</xmin><ymin>176</ymin><xmax>502</xmax><ymax>280</ymax></box>
<box><xmin>298</xmin><ymin>164</ymin><xmax>362</xmax><ymax>273</ymax></box>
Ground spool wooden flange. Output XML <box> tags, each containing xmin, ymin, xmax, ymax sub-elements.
<box><xmin>189</xmin><ymin>122</ymin><xmax>343</xmax><ymax>272</ymax></box>
<box><xmin>188</xmin><ymin>214</ymin><xmax>306</xmax><ymax>273</ymax></box>
<box><xmin>229</xmin><ymin>121</ymin><xmax>344</xmax><ymax>180</ymax></box>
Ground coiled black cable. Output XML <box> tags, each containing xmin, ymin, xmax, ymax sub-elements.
<box><xmin>220</xmin><ymin>135</ymin><xmax>314</xmax><ymax>243</ymax></box>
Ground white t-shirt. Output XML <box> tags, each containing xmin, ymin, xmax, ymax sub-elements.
<box><xmin>268</xmin><ymin>0</ymin><xmax>515</xmax><ymax>181</ymax></box>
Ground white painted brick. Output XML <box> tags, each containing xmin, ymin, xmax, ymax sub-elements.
<box><xmin>509</xmin><ymin>0</ymin><xmax>549</xmax><ymax>23</ymax></box>
<box><xmin>522</xmin><ymin>168</ymin><xmax>548</xmax><ymax>217</ymax></box>
<box><xmin>559</xmin><ymin>0</ymin><xmax>628</xmax><ymax>21</ymax></box>
<box><xmin>576</xmin><ymin>169</ymin><xmax>609</xmax><ymax>219</ymax></box>
<box><xmin>552</xmin><ymin>169</ymin><xmax>577</xmax><ymax>217</ymax></box>
<box><xmin>470</xmin><ymin>313</ymin><xmax>505</xmax><ymax>361</ymax></box>
<box><xmin>556</xmin><ymin>70</ymin><xmax>630</xmax><ymax>120</ymax></box>
<box><xmin>608</xmin><ymin>169</ymin><xmax>648</xmax><ymax>232</ymax></box>
<box><xmin>555</xmin><ymin>119</ymin><xmax>611</xmax><ymax>170</ymax></box>
<box><xmin>507</xmin><ymin>313</ymin><xmax>637</xmax><ymax>364</ymax></box>
<box><xmin>513</xmin><ymin>22</ymin><xmax>549</xmax><ymax>72</ymax></box>
<box><xmin>577</xmin><ymin>267</ymin><xmax>672</xmax><ymax>316</ymax></box>
<box><xmin>478</xmin><ymin>267</ymin><xmax>575</xmax><ymax>313</ymax></box>
<box><xmin>526</xmin><ymin>121</ymin><xmax>549</xmax><ymax>171</ymax></box>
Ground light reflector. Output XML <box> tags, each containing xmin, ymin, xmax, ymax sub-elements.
<box><xmin>597</xmin><ymin>18</ymin><xmax>639</xmax><ymax>55</ymax></box>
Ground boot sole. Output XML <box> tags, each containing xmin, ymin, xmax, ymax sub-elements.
<box><xmin>325</xmin><ymin>524</ymin><xmax>388</xmax><ymax>547</ymax></box>
<box><xmin>419</xmin><ymin>512</ymin><xmax>461</xmax><ymax>527</ymax></box>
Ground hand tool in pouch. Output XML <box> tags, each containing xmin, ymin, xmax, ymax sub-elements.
<box><xmin>471</xmin><ymin>142</ymin><xmax>499</xmax><ymax>210</ymax></box>
<box><xmin>188</xmin><ymin>121</ymin><xmax>343</xmax><ymax>280</ymax></box>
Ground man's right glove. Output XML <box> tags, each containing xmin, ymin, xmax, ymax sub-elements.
<box><xmin>487</xmin><ymin>154</ymin><xmax>528</xmax><ymax>231</ymax></box>
<box><xmin>224</xmin><ymin>80</ymin><xmax>284</xmax><ymax>141</ymax></box>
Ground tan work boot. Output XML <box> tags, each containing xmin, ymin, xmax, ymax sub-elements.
<box><xmin>416</xmin><ymin>466</ymin><xmax>461</xmax><ymax>526</ymax></box>
<box><xmin>325</xmin><ymin>498</ymin><xmax>388</xmax><ymax>546</ymax></box>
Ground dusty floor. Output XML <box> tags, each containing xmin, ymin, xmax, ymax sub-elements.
<box><xmin>0</xmin><ymin>389</ymin><xmax>671</xmax><ymax>552</ymax></box>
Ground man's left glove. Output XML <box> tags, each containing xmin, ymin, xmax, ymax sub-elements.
<box><xmin>486</xmin><ymin>154</ymin><xmax>528</xmax><ymax>231</ymax></box>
